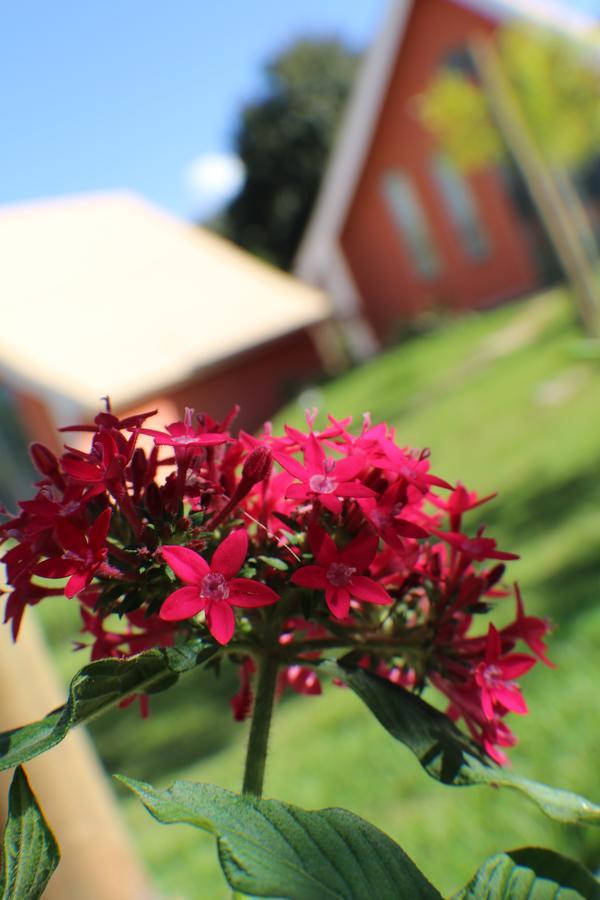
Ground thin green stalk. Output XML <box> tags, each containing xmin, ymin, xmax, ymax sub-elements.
<box><xmin>242</xmin><ymin>653</ymin><xmax>279</xmax><ymax>797</ymax></box>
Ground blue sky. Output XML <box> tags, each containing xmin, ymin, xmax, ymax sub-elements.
<box><xmin>1</xmin><ymin>0</ymin><xmax>598</xmax><ymax>220</ymax></box>
<box><xmin>0</xmin><ymin>1</ymin><xmax>384</xmax><ymax>219</ymax></box>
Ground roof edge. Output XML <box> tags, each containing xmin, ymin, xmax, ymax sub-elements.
<box><xmin>294</xmin><ymin>0</ymin><xmax>414</xmax><ymax>282</ymax></box>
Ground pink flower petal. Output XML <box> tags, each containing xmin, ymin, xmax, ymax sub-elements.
<box><xmin>211</xmin><ymin>530</ymin><xmax>247</xmax><ymax>577</ymax></box>
<box><xmin>315</xmin><ymin>531</ymin><xmax>338</xmax><ymax>566</ymax></box>
<box><xmin>332</xmin><ymin>455</ymin><xmax>364</xmax><ymax>482</ymax></box>
<box><xmin>392</xmin><ymin>518</ymin><xmax>428</xmax><ymax>539</ymax></box>
<box><xmin>286</xmin><ymin>482</ymin><xmax>310</xmax><ymax>501</ymax></box>
<box><xmin>318</xmin><ymin>494</ymin><xmax>342</xmax><ymax>516</ymax></box>
<box><xmin>350</xmin><ymin>575</ymin><xmax>392</xmax><ymax>605</ymax></box>
<box><xmin>55</xmin><ymin>518</ymin><xmax>88</xmax><ymax>557</ymax></box>
<box><xmin>89</xmin><ymin>507</ymin><xmax>112</xmax><ymax>552</ymax></box>
<box><xmin>290</xmin><ymin>566</ymin><xmax>328</xmax><ymax>590</ymax></box>
<box><xmin>161</xmin><ymin>546</ymin><xmax>209</xmax><ymax>585</ymax></box>
<box><xmin>206</xmin><ymin>600</ymin><xmax>236</xmax><ymax>644</ymax></box>
<box><xmin>273</xmin><ymin>451</ymin><xmax>309</xmax><ymax>482</ymax></box>
<box><xmin>61</xmin><ymin>458</ymin><xmax>104</xmax><ymax>483</ymax></box>
<box><xmin>34</xmin><ymin>558</ymin><xmax>75</xmax><ymax>579</ymax></box>
<box><xmin>65</xmin><ymin>571</ymin><xmax>90</xmax><ymax>598</ymax></box>
<box><xmin>304</xmin><ymin>434</ymin><xmax>325</xmax><ymax>472</ymax></box>
<box><xmin>494</xmin><ymin>683</ymin><xmax>528</xmax><ymax>715</ymax></box>
<box><xmin>228</xmin><ymin>578</ymin><xmax>280</xmax><ymax>608</ymax></box>
<box><xmin>499</xmin><ymin>655</ymin><xmax>537</xmax><ymax>679</ymax></box>
<box><xmin>481</xmin><ymin>686</ymin><xmax>495</xmax><ymax>720</ymax></box>
<box><xmin>326</xmin><ymin>586</ymin><xmax>351</xmax><ymax>619</ymax></box>
<box><xmin>340</xmin><ymin>530</ymin><xmax>378</xmax><ymax>571</ymax></box>
<box><xmin>336</xmin><ymin>482</ymin><xmax>376</xmax><ymax>498</ymax></box>
<box><xmin>160</xmin><ymin>586</ymin><xmax>205</xmax><ymax>621</ymax></box>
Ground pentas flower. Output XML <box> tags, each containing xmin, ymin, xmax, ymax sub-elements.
<box><xmin>380</xmin><ymin>441</ymin><xmax>453</xmax><ymax>493</ymax></box>
<box><xmin>141</xmin><ymin>407</ymin><xmax>230</xmax><ymax>451</ymax></box>
<box><xmin>34</xmin><ymin>508</ymin><xmax>112</xmax><ymax>598</ymax></box>
<box><xmin>429</xmin><ymin>483</ymin><xmax>497</xmax><ymax>532</ymax></box>
<box><xmin>76</xmin><ymin>606</ymin><xmax>175</xmax><ymax>661</ymax></box>
<box><xmin>502</xmin><ymin>584</ymin><xmax>555</xmax><ymax>667</ymax></box>
<box><xmin>0</xmin><ymin>401</ymin><xmax>552</xmax><ymax>762</ymax></box>
<box><xmin>432</xmin><ymin>527</ymin><xmax>519</xmax><ymax>563</ymax></box>
<box><xmin>359</xmin><ymin>482</ymin><xmax>429</xmax><ymax>552</ymax></box>
<box><xmin>159</xmin><ymin>530</ymin><xmax>279</xmax><ymax>644</ymax></box>
<box><xmin>474</xmin><ymin>624</ymin><xmax>536</xmax><ymax>720</ymax></box>
<box><xmin>274</xmin><ymin>434</ymin><xmax>374</xmax><ymax>515</ymax></box>
<box><xmin>291</xmin><ymin>527</ymin><xmax>392</xmax><ymax>619</ymax></box>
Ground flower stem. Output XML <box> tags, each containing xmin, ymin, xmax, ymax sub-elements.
<box><xmin>242</xmin><ymin>653</ymin><xmax>279</xmax><ymax>797</ymax></box>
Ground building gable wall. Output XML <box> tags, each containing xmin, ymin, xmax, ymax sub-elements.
<box><xmin>340</xmin><ymin>0</ymin><xmax>540</xmax><ymax>339</ymax></box>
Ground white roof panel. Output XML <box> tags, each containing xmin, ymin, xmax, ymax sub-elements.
<box><xmin>0</xmin><ymin>192</ymin><xmax>330</xmax><ymax>412</ymax></box>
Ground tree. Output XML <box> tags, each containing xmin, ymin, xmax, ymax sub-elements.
<box><xmin>213</xmin><ymin>39</ymin><xmax>358</xmax><ymax>270</ymax></box>
<box><xmin>419</xmin><ymin>25</ymin><xmax>600</xmax><ymax>174</ymax></box>
<box><xmin>418</xmin><ymin>24</ymin><xmax>600</xmax><ymax>336</ymax></box>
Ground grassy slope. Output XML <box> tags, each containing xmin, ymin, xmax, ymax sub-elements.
<box><xmin>38</xmin><ymin>288</ymin><xmax>600</xmax><ymax>898</ymax></box>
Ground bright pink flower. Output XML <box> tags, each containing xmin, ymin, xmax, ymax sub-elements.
<box><xmin>34</xmin><ymin>508</ymin><xmax>112</xmax><ymax>598</ymax></box>
<box><xmin>159</xmin><ymin>530</ymin><xmax>279</xmax><ymax>644</ymax></box>
<box><xmin>380</xmin><ymin>441</ymin><xmax>453</xmax><ymax>492</ymax></box>
<box><xmin>359</xmin><ymin>481</ymin><xmax>429</xmax><ymax>552</ymax></box>
<box><xmin>60</xmin><ymin>407</ymin><xmax>158</xmax><ymax>435</ymax></box>
<box><xmin>283</xmin><ymin>664</ymin><xmax>322</xmax><ymax>696</ymax></box>
<box><xmin>429</xmin><ymin>482</ymin><xmax>496</xmax><ymax>531</ymax></box>
<box><xmin>502</xmin><ymin>584</ymin><xmax>555</xmax><ymax>667</ymax></box>
<box><xmin>432</xmin><ymin>527</ymin><xmax>519</xmax><ymax>562</ymax></box>
<box><xmin>274</xmin><ymin>435</ymin><xmax>374</xmax><ymax>515</ymax></box>
<box><xmin>291</xmin><ymin>528</ymin><xmax>392</xmax><ymax>619</ymax></box>
<box><xmin>474</xmin><ymin>624</ymin><xmax>536</xmax><ymax>720</ymax></box>
<box><xmin>141</xmin><ymin>407</ymin><xmax>229</xmax><ymax>450</ymax></box>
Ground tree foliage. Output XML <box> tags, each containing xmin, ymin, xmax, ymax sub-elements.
<box><xmin>419</xmin><ymin>25</ymin><xmax>600</xmax><ymax>173</ymax></box>
<box><xmin>214</xmin><ymin>38</ymin><xmax>358</xmax><ymax>270</ymax></box>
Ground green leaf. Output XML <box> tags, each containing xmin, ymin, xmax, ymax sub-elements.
<box><xmin>0</xmin><ymin>767</ymin><xmax>60</xmax><ymax>900</ymax></box>
<box><xmin>453</xmin><ymin>847</ymin><xmax>600</xmax><ymax>899</ymax></box>
<box><xmin>117</xmin><ymin>776</ymin><xmax>442</xmax><ymax>899</ymax></box>
<box><xmin>0</xmin><ymin>637</ymin><xmax>216</xmax><ymax>771</ymax></box>
<box><xmin>327</xmin><ymin>663</ymin><xmax>600</xmax><ymax>827</ymax></box>
<box><xmin>257</xmin><ymin>555</ymin><xmax>289</xmax><ymax>571</ymax></box>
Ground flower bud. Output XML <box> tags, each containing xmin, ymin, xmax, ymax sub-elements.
<box><xmin>241</xmin><ymin>447</ymin><xmax>272</xmax><ymax>487</ymax></box>
<box><xmin>30</xmin><ymin>442</ymin><xmax>59</xmax><ymax>477</ymax></box>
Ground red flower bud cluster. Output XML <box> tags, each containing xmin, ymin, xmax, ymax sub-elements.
<box><xmin>0</xmin><ymin>403</ymin><xmax>553</xmax><ymax>763</ymax></box>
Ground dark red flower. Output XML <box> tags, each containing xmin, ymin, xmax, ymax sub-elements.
<box><xmin>274</xmin><ymin>435</ymin><xmax>374</xmax><ymax>515</ymax></box>
<box><xmin>474</xmin><ymin>624</ymin><xmax>536</xmax><ymax>720</ymax></box>
<box><xmin>159</xmin><ymin>530</ymin><xmax>279</xmax><ymax>644</ymax></box>
<box><xmin>291</xmin><ymin>528</ymin><xmax>391</xmax><ymax>619</ymax></box>
<box><xmin>34</xmin><ymin>508</ymin><xmax>112</xmax><ymax>598</ymax></box>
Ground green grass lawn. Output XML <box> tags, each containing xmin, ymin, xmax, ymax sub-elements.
<box><xmin>37</xmin><ymin>286</ymin><xmax>600</xmax><ymax>898</ymax></box>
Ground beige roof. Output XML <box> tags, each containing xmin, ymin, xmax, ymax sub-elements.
<box><xmin>0</xmin><ymin>192</ymin><xmax>330</xmax><ymax>417</ymax></box>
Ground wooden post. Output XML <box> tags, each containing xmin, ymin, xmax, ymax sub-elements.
<box><xmin>469</xmin><ymin>36</ymin><xmax>600</xmax><ymax>338</ymax></box>
<box><xmin>0</xmin><ymin>613</ymin><xmax>157</xmax><ymax>900</ymax></box>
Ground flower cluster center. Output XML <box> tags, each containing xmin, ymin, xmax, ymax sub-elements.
<box><xmin>201</xmin><ymin>572</ymin><xmax>230</xmax><ymax>601</ymax></box>
<box><xmin>309</xmin><ymin>474</ymin><xmax>338</xmax><ymax>494</ymax></box>
<box><xmin>326</xmin><ymin>562</ymin><xmax>356</xmax><ymax>587</ymax></box>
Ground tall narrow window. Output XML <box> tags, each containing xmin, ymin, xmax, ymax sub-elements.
<box><xmin>431</xmin><ymin>154</ymin><xmax>490</xmax><ymax>260</ymax></box>
<box><xmin>381</xmin><ymin>170</ymin><xmax>441</xmax><ymax>279</ymax></box>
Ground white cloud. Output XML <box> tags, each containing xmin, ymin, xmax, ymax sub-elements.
<box><xmin>184</xmin><ymin>152</ymin><xmax>245</xmax><ymax>217</ymax></box>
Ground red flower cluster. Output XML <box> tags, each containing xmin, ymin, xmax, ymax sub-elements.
<box><xmin>0</xmin><ymin>403</ymin><xmax>552</xmax><ymax>763</ymax></box>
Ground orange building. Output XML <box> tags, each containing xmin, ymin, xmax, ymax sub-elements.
<box><xmin>295</xmin><ymin>0</ymin><xmax>597</xmax><ymax>348</ymax></box>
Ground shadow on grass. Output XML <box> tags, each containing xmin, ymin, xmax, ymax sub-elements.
<box><xmin>534</xmin><ymin>546</ymin><xmax>600</xmax><ymax>630</ymax></box>
<box><xmin>482</xmin><ymin>462</ymin><xmax>600</xmax><ymax>545</ymax></box>
<box><xmin>476</xmin><ymin>461</ymin><xmax>600</xmax><ymax>627</ymax></box>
